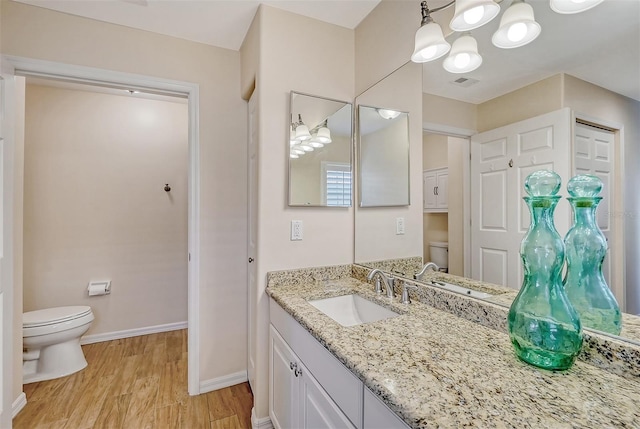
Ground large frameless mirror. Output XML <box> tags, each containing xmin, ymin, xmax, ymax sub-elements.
<box><xmin>357</xmin><ymin>105</ymin><xmax>410</xmax><ymax>207</ymax></box>
<box><xmin>288</xmin><ymin>91</ymin><xmax>353</xmax><ymax>207</ymax></box>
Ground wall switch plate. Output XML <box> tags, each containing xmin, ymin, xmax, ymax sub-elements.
<box><xmin>396</xmin><ymin>217</ymin><xmax>405</xmax><ymax>235</ymax></box>
<box><xmin>291</xmin><ymin>220</ymin><xmax>303</xmax><ymax>241</ymax></box>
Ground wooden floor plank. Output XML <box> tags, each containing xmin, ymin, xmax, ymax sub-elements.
<box><xmin>13</xmin><ymin>330</ymin><xmax>253</xmax><ymax>429</ymax></box>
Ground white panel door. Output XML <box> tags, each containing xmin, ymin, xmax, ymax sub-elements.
<box><xmin>573</xmin><ymin>122</ymin><xmax>615</xmax><ymax>289</ymax></box>
<box><xmin>471</xmin><ymin>109</ymin><xmax>571</xmax><ymax>289</ymax></box>
<box><xmin>247</xmin><ymin>91</ymin><xmax>258</xmax><ymax>393</ymax></box>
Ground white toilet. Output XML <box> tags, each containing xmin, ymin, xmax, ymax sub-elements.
<box><xmin>23</xmin><ymin>306</ymin><xmax>94</xmax><ymax>383</ymax></box>
<box><xmin>429</xmin><ymin>241</ymin><xmax>449</xmax><ymax>272</ymax></box>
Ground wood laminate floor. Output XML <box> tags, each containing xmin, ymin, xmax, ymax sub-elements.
<box><xmin>14</xmin><ymin>330</ymin><xmax>253</xmax><ymax>429</ymax></box>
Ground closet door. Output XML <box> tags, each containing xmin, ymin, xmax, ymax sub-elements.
<box><xmin>470</xmin><ymin>108</ymin><xmax>571</xmax><ymax>289</ymax></box>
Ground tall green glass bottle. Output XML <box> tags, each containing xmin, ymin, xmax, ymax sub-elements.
<box><xmin>508</xmin><ymin>170</ymin><xmax>583</xmax><ymax>370</ymax></box>
<box><xmin>563</xmin><ymin>175</ymin><xmax>622</xmax><ymax>335</ymax></box>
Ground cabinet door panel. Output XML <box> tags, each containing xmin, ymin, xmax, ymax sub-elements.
<box><xmin>436</xmin><ymin>171</ymin><xmax>448</xmax><ymax>209</ymax></box>
<box><xmin>270</xmin><ymin>326</ymin><xmax>297</xmax><ymax>429</ymax></box>
<box><xmin>299</xmin><ymin>360</ymin><xmax>356</xmax><ymax>429</ymax></box>
<box><xmin>423</xmin><ymin>172</ymin><xmax>437</xmax><ymax>210</ymax></box>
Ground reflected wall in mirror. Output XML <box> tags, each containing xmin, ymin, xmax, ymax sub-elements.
<box><xmin>288</xmin><ymin>92</ymin><xmax>353</xmax><ymax>207</ymax></box>
<box><xmin>358</xmin><ymin>105</ymin><xmax>410</xmax><ymax>207</ymax></box>
<box><xmin>353</xmin><ymin>1</ymin><xmax>640</xmax><ymax>344</ymax></box>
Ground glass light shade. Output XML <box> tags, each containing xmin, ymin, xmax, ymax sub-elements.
<box><xmin>290</xmin><ymin>126</ymin><xmax>298</xmax><ymax>146</ymax></box>
<box><xmin>294</xmin><ymin>123</ymin><xmax>311</xmax><ymax>141</ymax></box>
<box><xmin>315</xmin><ymin>125</ymin><xmax>332</xmax><ymax>143</ymax></box>
<box><xmin>309</xmin><ymin>140</ymin><xmax>325</xmax><ymax>148</ymax></box>
<box><xmin>298</xmin><ymin>143</ymin><xmax>314</xmax><ymax>152</ymax></box>
<box><xmin>492</xmin><ymin>1</ymin><xmax>541</xmax><ymax>49</ymax></box>
<box><xmin>443</xmin><ymin>34</ymin><xmax>483</xmax><ymax>73</ymax></box>
<box><xmin>377</xmin><ymin>109</ymin><xmax>401</xmax><ymax>120</ymax></box>
<box><xmin>450</xmin><ymin>0</ymin><xmax>500</xmax><ymax>31</ymax></box>
<box><xmin>411</xmin><ymin>21</ymin><xmax>451</xmax><ymax>63</ymax></box>
<box><xmin>289</xmin><ymin>153</ymin><xmax>299</xmax><ymax>159</ymax></box>
<box><xmin>291</xmin><ymin>148</ymin><xmax>305</xmax><ymax>155</ymax></box>
<box><xmin>550</xmin><ymin>0</ymin><xmax>604</xmax><ymax>14</ymax></box>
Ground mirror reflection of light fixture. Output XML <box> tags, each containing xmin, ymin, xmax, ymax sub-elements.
<box><xmin>290</xmin><ymin>153</ymin><xmax>299</xmax><ymax>159</ymax></box>
<box><xmin>492</xmin><ymin>0</ymin><xmax>541</xmax><ymax>49</ymax></box>
<box><xmin>294</xmin><ymin>114</ymin><xmax>311</xmax><ymax>141</ymax></box>
<box><xmin>377</xmin><ymin>108</ymin><xmax>402</xmax><ymax>120</ymax></box>
<box><xmin>450</xmin><ymin>0</ymin><xmax>500</xmax><ymax>31</ymax></box>
<box><xmin>298</xmin><ymin>143</ymin><xmax>314</xmax><ymax>152</ymax></box>
<box><xmin>443</xmin><ymin>33</ymin><xmax>483</xmax><ymax>73</ymax></box>
<box><xmin>314</xmin><ymin>120</ymin><xmax>332</xmax><ymax>144</ymax></box>
<box><xmin>411</xmin><ymin>1</ymin><xmax>451</xmax><ymax>63</ymax></box>
<box><xmin>290</xmin><ymin>123</ymin><xmax>298</xmax><ymax>146</ymax></box>
<box><xmin>292</xmin><ymin>148</ymin><xmax>305</xmax><ymax>155</ymax></box>
<box><xmin>550</xmin><ymin>0</ymin><xmax>603</xmax><ymax>14</ymax></box>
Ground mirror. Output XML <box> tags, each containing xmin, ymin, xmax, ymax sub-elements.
<box><xmin>358</xmin><ymin>105</ymin><xmax>410</xmax><ymax>207</ymax></box>
<box><xmin>288</xmin><ymin>92</ymin><xmax>353</xmax><ymax>207</ymax></box>
<box><xmin>353</xmin><ymin>1</ymin><xmax>640</xmax><ymax>344</ymax></box>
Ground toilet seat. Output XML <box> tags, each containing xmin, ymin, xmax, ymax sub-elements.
<box><xmin>24</xmin><ymin>306</ymin><xmax>94</xmax><ymax>337</ymax></box>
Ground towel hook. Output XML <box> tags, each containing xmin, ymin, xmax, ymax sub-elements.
<box><xmin>164</xmin><ymin>184</ymin><xmax>171</xmax><ymax>192</ymax></box>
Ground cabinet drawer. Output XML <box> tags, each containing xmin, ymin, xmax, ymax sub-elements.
<box><xmin>364</xmin><ymin>387</ymin><xmax>410</xmax><ymax>429</ymax></box>
<box><xmin>270</xmin><ymin>299</ymin><xmax>364</xmax><ymax>429</ymax></box>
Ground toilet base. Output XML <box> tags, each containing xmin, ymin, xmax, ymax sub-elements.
<box><xmin>23</xmin><ymin>337</ymin><xmax>88</xmax><ymax>384</ymax></box>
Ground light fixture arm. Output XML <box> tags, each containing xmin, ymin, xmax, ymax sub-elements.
<box><xmin>419</xmin><ymin>0</ymin><xmax>456</xmax><ymax>26</ymax></box>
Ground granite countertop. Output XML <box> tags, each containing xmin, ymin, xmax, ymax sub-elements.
<box><xmin>267</xmin><ymin>274</ymin><xmax>640</xmax><ymax>428</ymax></box>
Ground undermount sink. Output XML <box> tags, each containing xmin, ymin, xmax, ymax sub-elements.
<box><xmin>308</xmin><ymin>294</ymin><xmax>399</xmax><ymax>327</ymax></box>
<box><xmin>428</xmin><ymin>281</ymin><xmax>493</xmax><ymax>299</ymax></box>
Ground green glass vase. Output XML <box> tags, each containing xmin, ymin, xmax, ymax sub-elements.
<box><xmin>563</xmin><ymin>175</ymin><xmax>622</xmax><ymax>335</ymax></box>
<box><xmin>508</xmin><ymin>170</ymin><xmax>583</xmax><ymax>370</ymax></box>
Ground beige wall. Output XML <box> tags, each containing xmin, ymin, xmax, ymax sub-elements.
<box><xmin>246</xmin><ymin>5</ymin><xmax>355</xmax><ymax>420</ymax></box>
<box><xmin>354</xmin><ymin>62</ymin><xmax>423</xmax><ymax>264</ymax></box>
<box><xmin>477</xmin><ymin>74</ymin><xmax>563</xmax><ymax>132</ymax></box>
<box><xmin>422</xmin><ymin>132</ymin><xmax>448</xmax><ymax>263</ymax></box>
<box><xmin>23</xmin><ymin>84</ymin><xmax>188</xmax><ymax>335</ymax></box>
<box><xmin>2</xmin><ymin>0</ymin><xmax>248</xmax><ymax>398</ymax></box>
<box><xmin>447</xmin><ymin>136</ymin><xmax>466</xmax><ymax>276</ymax></box>
<box><xmin>423</xmin><ymin>93</ymin><xmax>477</xmax><ymax>132</ymax></box>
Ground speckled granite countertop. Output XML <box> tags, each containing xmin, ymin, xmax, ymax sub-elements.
<box><xmin>267</xmin><ymin>270</ymin><xmax>640</xmax><ymax>429</ymax></box>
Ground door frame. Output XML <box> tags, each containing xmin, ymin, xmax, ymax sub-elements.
<box><xmin>2</xmin><ymin>55</ymin><xmax>202</xmax><ymax>395</ymax></box>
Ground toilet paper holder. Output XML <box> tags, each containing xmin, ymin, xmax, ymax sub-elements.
<box><xmin>88</xmin><ymin>280</ymin><xmax>111</xmax><ymax>296</ymax></box>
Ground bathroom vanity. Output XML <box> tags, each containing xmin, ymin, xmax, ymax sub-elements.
<box><xmin>266</xmin><ymin>265</ymin><xmax>640</xmax><ymax>428</ymax></box>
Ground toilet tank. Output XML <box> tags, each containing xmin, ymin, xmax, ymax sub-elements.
<box><xmin>429</xmin><ymin>241</ymin><xmax>448</xmax><ymax>271</ymax></box>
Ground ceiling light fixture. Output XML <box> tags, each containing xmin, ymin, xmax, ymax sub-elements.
<box><xmin>550</xmin><ymin>0</ymin><xmax>604</xmax><ymax>14</ymax></box>
<box><xmin>411</xmin><ymin>0</ymin><xmax>599</xmax><ymax>72</ymax></box>
<box><xmin>377</xmin><ymin>109</ymin><xmax>402</xmax><ymax>120</ymax></box>
<box><xmin>294</xmin><ymin>114</ymin><xmax>311</xmax><ymax>142</ymax></box>
<box><xmin>314</xmin><ymin>120</ymin><xmax>332</xmax><ymax>144</ymax></box>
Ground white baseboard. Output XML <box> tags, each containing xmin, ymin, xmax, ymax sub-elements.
<box><xmin>251</xmin><ymin>408</ymin><xmax>274</xmax><ymax>429</ymax></box>
<box><xmin>199</xmin><ymin>370</ymin><xmax>248</xmax><ymax>394</ymax></box>
<box><xmin>80</xmin><ymin>321</ymin><xmax>187</xmax><ymax>345</ymax></box>
<box><xmin>12</xmin><ymin>392</ymin><xmax>27</xmax><ymax>418</ymax></box>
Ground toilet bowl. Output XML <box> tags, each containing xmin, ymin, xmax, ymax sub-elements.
<box><xmin>23</xmin><ymin>306</ymin><xmax>94</xmax><ymax>383</ymax></box>
<box><xmin>429</xmin><ymin>241</ymin><xmax>449</xmax><ymax>272</ymax></box>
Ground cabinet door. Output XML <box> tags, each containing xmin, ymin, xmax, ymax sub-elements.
<box><xmin>299</xmin><ymin>360</ymin><xmax>356</xmax><ymax>429</ymax></box>
<box><xmin>270</xmin><ymin>326</ymin><xmax>298</xmax><ymax>429</ymax></box>
<box><xmin>435</xmin><ymin>170</ymin><xmax>448</xmax><ymax>209</ymax></box>
<box><xmin>423</xmin><ymin>171</ymin><xmax>437</xmax><ymax>210</ymax></box>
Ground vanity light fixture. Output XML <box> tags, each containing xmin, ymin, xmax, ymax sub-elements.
<box><xmin>290</xmin><ymin>153</ymin><xmax>300</xmax><ymax>159</ymax></box>
<box><xmin>411</xmin><ymin>0</ymin><xmax>599</xmax><ymax>71</ymax></box>
<box><xmin>443</xmin><ymin>33</ymin><xmax>483</xmax><ymax>73</ymax></box>
<box><xmin>294</xmin><ymin>114</ymin><xmax>312</xmax><ymax>141</ymax></box>
<box><xmin>377</xmin><ymin>108</ymin><xmax>402</xmax><ymax>120</ymax></box>
<box><xmin>314</xmin><ymin>120</ymin><xmax>332</xmax><ymax>144</ymax></box>
<box><xmin>298</xmin><ymin>143</ymin><xmax>314</xmax><ymax>152</ymax></box>
<box><xmin>550</xmin><ymin>0</ymin><xmax>604</xmax><ymax>14</ymax></box>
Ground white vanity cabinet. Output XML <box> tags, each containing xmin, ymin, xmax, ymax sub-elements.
<box><xmin>423</xmin><ymin>167</ymin><xmax>448</xmax><ymax>212</ymax></box>
<box><xmin>270</xmin><ymin>299</ymin><xmax>363</xmax><ymax>429</ymax></box>
<box><xmin>363</xmin><ymin>388</ymin><xmax>410</xmax><ymax>429</ymax></box>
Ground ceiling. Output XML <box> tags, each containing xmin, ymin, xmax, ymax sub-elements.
<box><xmin>13</xmin><ymin>0</ymin><xmax>640</xmax><ymax>104</ymax></box>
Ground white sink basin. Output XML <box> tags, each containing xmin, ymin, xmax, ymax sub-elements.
<box><xmin>429</xmin><ymin>281</ymin><xmax>493</xmax><ymax>299</ymax></box>
<box><xmin>308</xmin><ymin>294</ymin><xmax>399</xmax><ymax>327</ymax></box>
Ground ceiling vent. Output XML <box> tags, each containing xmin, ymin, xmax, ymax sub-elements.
<box><xmin>450</xmin><ymin>77</ymin><xmax>479</xmax><ymax>88</ymax></box>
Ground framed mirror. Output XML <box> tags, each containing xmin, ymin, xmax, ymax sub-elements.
<box><xmin>288</xmin><ymin>91</ymin><xmax>353</xmax><ymax>207</ymax></box>
<box><xmin>357</xmin><ymin>105</ymin><xmax>410</xmax><ymax>207</ymax></box>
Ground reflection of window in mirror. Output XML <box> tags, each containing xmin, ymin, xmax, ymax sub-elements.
<box><xmin>322</xmin><ymin>162</ymin><xmax>351</xmax><ymax>207</ymax></box>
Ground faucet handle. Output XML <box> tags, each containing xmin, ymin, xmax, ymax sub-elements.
<box><xmin>374</xmin><ymin>277</ymin><xmax>384</xmax><ymax>294</ymax></box>
<box><xmin>401</xmin><ymin>282</ymin><xmax>418</xmax><ymax>304</ymax></box>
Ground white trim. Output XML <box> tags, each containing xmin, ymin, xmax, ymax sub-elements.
<box><xmin>12</xmin><ymin>392</ymin><xmax>27</xmax><ymax>419</ymax></box>
<box><xmin>251</xmin><ymin>408</ymin><xmax>274</xmax><ymax>429</ymax></box>
<box><xmin>80</xmin><ymin>321</ymin><xmax>187</xmax><ymax>345</ymax></box>
<box><xmin>3</xmin><ymin>55</ymin><xmax>201</xmax><ymax>396</ymax></box>
<box><xmin>199</xmin><ymin>370</ymin><xmax>248</xmax><ymax>394</ymax></box>
<box><xmin>422</xmin><ymin>121</ymin><xmax>475</xmax><ymax>138</ymax></box>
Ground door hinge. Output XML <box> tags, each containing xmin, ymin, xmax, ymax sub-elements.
<box><xmin>188</xmin><ymin>253</ymin><xmax>191</xmax><ymax>262</ymax></box>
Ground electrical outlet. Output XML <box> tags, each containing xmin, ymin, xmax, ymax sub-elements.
<box><xmin>396</xmin><ymin>217</ymin><xmax>405</xmax><ymax>235</ymax></box>
<box><xmin>291</xmin><ymin>220</ymin><xmax>303</xmax><ymax>241</ymax></box>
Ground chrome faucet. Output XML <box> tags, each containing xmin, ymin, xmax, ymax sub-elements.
<box><xmin>414</xmin><ymin>262</ymin><xmax>440</xmax><ymax>280</ymax></box>
<box><xmin>367</xmin><ymin>269</ymin><xmax>396</xmax><ymax>299</ymax></box>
